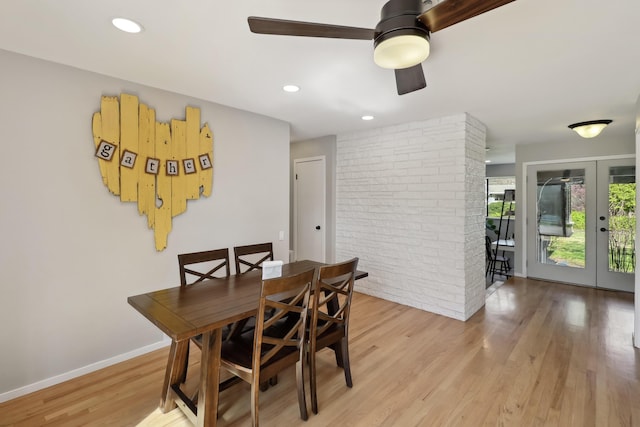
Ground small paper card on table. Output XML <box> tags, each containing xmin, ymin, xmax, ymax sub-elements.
<box><xmin>262</xmin><ymin>260</ymin><xmax>283</xmax><ymax>279</ymax></box>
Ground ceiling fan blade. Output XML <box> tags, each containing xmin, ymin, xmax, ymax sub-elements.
<box><xmin>418</xmin><ymin>0</ymin><xmax>515</xmax><ymax>33</ymax></box>
<box><xmin>248</xmin><ymin>17</ymin><xmax>374</xmax><ymax>40</ymax></box>
<box><xmin>395</xmin><ymin>65</ymin><xmax>426</xmax><ymax>95</ymax></box>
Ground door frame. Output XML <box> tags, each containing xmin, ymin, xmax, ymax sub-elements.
<box><xmin>293</xmin><ymin>156</ymin><xmax>326</xmax><ymax>263</ymax></box>
<box><xmin>520</xmin><ymin>154</ymin><xmax>635</xmax><ymax>286</ymax></box>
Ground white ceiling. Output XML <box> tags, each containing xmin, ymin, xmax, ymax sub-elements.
<box><xmin>2</xmin><ymin>0</ymin><xmax>639</xmax><ymax>164</ymax></box>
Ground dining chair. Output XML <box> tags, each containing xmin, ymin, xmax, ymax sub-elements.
<box><xmin>308</xmin><ymin>257</ymin><xmax>359</xmax><ymax>414</ymax></box>
<box><xmin>226</xmin><ymin>243</ymin><xmax>275</xmax><ymax>341</ymax></box>
<box><xmin>178</xmin><ymin>248</ymin><xmax>230</xmax><ymax>286</ymax></box>
<box><xmin>177</xmin><ymin>248</ymin><xmax>235</xmax><ymax>385</ymax></box>
<box><xmin>485</xmin><ymin>236</ymin><xmax>510</xmax><ymax>282</ymax></box>
<box><xmin>219</xmin><ymin>268</ymin><xmax>315</xmax><ymax>427</ymax></box>
<box><xmin>233</xmin><ymin>242</ymin><xmax>274</xmax><ymax>274</ymax></box>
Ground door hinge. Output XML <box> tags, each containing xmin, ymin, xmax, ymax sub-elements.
<box><xmin>295</xmin><ymin>174</ymin><xmax>298</xmax><ymax>180</ymax></box>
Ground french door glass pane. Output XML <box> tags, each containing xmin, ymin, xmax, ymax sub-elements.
<box><xmin>536</xmin><ymin>168</ymin><xmax>586</xmax><ymax>268</ymax></box>
<box><xmin>607</xmin><ymin>165</ymin><xmax>636</xmax><ymax>273</ymax></box>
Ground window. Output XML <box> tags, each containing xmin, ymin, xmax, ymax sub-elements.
<box><xmin>486</xmin><ymin>176</ymin><xmax>515</xmax><ymax>217</ymax></box>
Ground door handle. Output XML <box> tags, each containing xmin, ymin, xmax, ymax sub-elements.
<box><xmin>315</xmin><ymin>225</ymin><xmax>321</xmax><ymax>230</ymax></box>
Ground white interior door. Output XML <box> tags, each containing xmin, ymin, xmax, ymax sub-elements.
<box><xmin>294</xmin><ymin>157</ymin><xmax>325</xmax><ymax>262</ymax></box>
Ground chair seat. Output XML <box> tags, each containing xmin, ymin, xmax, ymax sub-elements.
<box><xmin>221</xmin><ymin>322</ymin><xmax>299</xmax><ymax>369</ymax></box>
<box><xmin>192</xmin><ymin>317</ymin><xmax>255</xmax><ymax>346</ymax></box>
<box><xmin>221</xmin><ymin>334</ymin><xmax>254</xmax><ymax>368</ymax></box>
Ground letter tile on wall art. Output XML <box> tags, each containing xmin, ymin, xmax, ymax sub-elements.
<box><xmin>92</xmin><ymin>93</ymin><xmax>213</xmax><ymax>251</ymax></box>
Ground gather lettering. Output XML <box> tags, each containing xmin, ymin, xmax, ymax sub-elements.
<box><xmin>95</xmin><ymin>143</ymin><xmax>213</xmax><ymax>176</ymax></box>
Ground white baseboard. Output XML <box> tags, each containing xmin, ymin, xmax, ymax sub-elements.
<box><xmin>0</xmin><ymin>340</ymin><xmax>170</xmax><ymax>404</ymax></box>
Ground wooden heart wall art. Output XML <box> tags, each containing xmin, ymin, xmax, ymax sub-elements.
<box><xmin>92</xmin><ymin>94</ymin><xmax>213</xmax><ymax>251</ymax></box>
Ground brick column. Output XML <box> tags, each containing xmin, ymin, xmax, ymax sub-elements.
<box><xmin>336</xmin><ymin>113</ymin><xmax>486</xmax><ymax>320</ymax></box>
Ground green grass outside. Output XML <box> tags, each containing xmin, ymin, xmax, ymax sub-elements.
<box><xmin>547</xmin><ymin>231</ymin><xmax>585</xmax><ymax>268</ymax></box>
<box><xmin>546</xmin><ymin>229</ymin><xmax>636</xmax><ymax>272</ymax></box>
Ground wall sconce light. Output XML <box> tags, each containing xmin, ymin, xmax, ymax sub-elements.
<box><xmin>568</xmin><ymin>120</ymin><xmax>612</xmax><ymax>139</ymax></box>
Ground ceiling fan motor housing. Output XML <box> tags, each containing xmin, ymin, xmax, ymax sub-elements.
<box><xmin>248</xmin><ymin>0</ymin><xmax>514</xmax><ymax>94</ymax></box>
<box><xmin>374</xmin><ymin>0</ymin><xmax>430</xmax><ymax>47</ymax></box>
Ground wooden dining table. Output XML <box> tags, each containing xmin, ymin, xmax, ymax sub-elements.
<box><xmin>128</xmin><ymin>259</ymin><xmax>367</xmax><ymax>426</ymax></box>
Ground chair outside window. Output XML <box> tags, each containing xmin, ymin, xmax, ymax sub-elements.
<box><xmin>233</xmin><ymin>242</ymin><xmax>274</xmax><ymax>274</ymax></box>
<box><xmin>219</xmin><ymin>268</ymin><xmax>315</xmax><ymax>427</ymax></box>
<box><xmin>308</xmin><ymin>257</ymin><xmax>358</xmax><ymax>414</ymax></box>
<box><xmin>485</xmin><ymin>236</ymin><xmax>510</xmax><ymax>282</ymax></box>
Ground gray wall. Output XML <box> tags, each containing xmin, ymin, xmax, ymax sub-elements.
<box><xmin>486</xmin><ymin>163</ymin><xmax>515</xmax><ymax>177</ymax></box>
<box><xmin>0</xmin><ymin>49</ymin><xmax>291</xmax><ymax>398</ymax></box>
<box><xmin>290</xmin><ymin>136</ymin><xmax>337</xmax><ymax>263</ymax></box>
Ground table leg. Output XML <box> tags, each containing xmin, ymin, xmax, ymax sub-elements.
<box><xmin>197</xmin><ymin>328</ymin><xmax>222</xmax><ymax>427</ymax></box>
<box><xmin>160</xmin><ymin>339</ymin><xmax>189</xmax><ymax>412</ymax></box>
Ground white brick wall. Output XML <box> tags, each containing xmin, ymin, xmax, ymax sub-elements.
<box><xmin>336</xmin><ymin>113</ymin><xmax>486</xmax><ymax>320</ymax></box>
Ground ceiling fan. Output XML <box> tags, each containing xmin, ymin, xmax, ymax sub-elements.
<box><xmin>248</xmin><ymin>0</ymin><xmax>515</xmax><ymax>95</ymax></box>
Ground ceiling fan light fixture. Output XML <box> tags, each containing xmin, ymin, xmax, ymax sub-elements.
<box><xmin>374</xmin><ymin>32</ymin><xmax>430</xmax><ymax>69</ymax></box>
<box><xmin>568</xmin><ymin>120</ymin><xmax>612</xmax><ymax>138</ymax></box>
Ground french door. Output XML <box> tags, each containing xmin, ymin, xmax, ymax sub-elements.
<box><xmin>526</xmin><ymin>158</ymin><xmax>635</xmax><ymax>291</ymax></box>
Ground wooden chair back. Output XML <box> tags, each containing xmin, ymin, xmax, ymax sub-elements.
<box><xmin>178</xmin><ymin>248</ymin><xmax>230</xmax><ymax>286</ymax></box>
<box><xmin>309</xmin><ymin>257</ymin><xmax>358</xmax><ymax>414</ymax></box>
<box><xmin>233</xmin><ymin>242</ymin><xmax>274</xmax><ymax>274</ymax></box>
<box><xmin>220</xmin><ymin>268</ymin><xmax>315</xmax><ymax>425</ymax></box>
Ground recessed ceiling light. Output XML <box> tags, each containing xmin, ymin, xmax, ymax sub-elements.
<box><xmin>112</xmin><ymin>18</ymin><xmax>143</xmax><ymax>34</ymax></box>
<box><xmin>485</xmin><ymin>160</ymin><xmax>492</xmax><ymax>163</ymax></box>
<box><xmin>283</xmin><ymin>85</ymin><xmax>300</xmax><ymax>93</ymax></box>
<box><xmin>361</xmin><ymin>115</ymin><xmax>374</xmax><ymax>121</ymax></box>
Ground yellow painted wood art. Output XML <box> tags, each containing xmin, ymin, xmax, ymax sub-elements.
<box><xmin>92</xmin><ymin>94</ymin><xmax>214</xmax><ymax>251</ymax></box>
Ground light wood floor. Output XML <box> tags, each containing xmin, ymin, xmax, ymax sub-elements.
<box><xmin>2</xmin><ymin>277</ymin><xmax>639</xmax><ymax>426</ymax></box>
